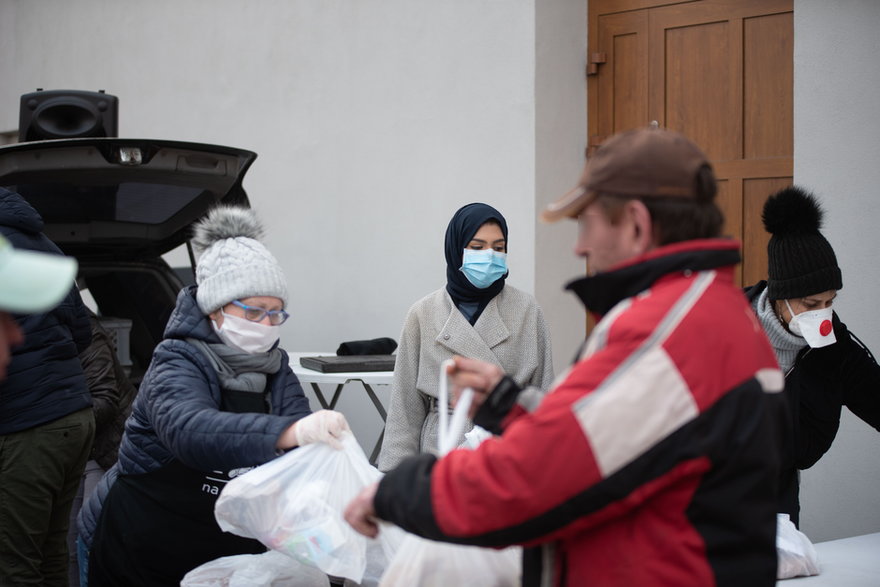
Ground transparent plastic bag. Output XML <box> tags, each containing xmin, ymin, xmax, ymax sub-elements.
<box><xmin>215</xmin><ymin>432</ymin><xmax>401</xmax><ymax>584</ymax></box>
<box><xmin>181</xmin><ymin>549</ymin><xmax>330</xmax><ymax>587</ymax></box>
<box><xmin>380</xmin><ymin>538</ymin><xmax>520</xmax><ymax>587</ymax></box>
<box><xmin>379</xmin><ymin>360</ymin><xmax>522</xmax><ymax>586</ymax></box>
<box><xmin>342</xmin><ymin>526</ymin><xmax>406</xmax><ymax>587</ymax></box>
<box><xmin>463</xmin><ymin>424</ymin><xmax>493</xmax><ymax>449</ymax></box>
<box><xmin>776</xmin><ymin>513</ymin><xmax>820</xmax><ymax>579</ymax></box>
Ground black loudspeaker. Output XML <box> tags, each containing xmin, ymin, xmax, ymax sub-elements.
<box><xmin>19</xmin><ymin>89</ymin><xmax>119</xmax><ymax>142</ymax></box>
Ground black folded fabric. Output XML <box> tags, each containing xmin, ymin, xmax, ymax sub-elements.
<box><xmin>336</xmin><ymin>337</ymin><xmax>398</xmax><ymax>356</ymax></box>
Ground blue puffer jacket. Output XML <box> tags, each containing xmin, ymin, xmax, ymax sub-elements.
<box><xmin>78</xmin><ymin>285</ymin><xmax>312</xmax><ymax>545</ymax></box>
<box><xmin>0</xmin><ymin>188</ymin><xmax>92</xmax><ymax>434</ymax></box>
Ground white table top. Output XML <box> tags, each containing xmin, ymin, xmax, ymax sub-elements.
<box><xmin>777</xmin><ymin>532</ymin><xmax>880</xmax><ymax>586</ymax></box>
<box><xmin>288</xmin><ymin>352</ymin><xmax>394</xmax><ymax>385</ymax></box>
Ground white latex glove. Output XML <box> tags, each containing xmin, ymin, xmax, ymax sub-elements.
<box><xmin>292</xmin><ymin>410</ymin><xmax>350</xmax><ymax>449</ymax></box>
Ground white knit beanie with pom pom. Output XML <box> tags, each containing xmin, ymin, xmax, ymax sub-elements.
<box><xmin>191</xmin><ymin>206</ymin><xmax>288</xmax><ymax>315</ymax></box>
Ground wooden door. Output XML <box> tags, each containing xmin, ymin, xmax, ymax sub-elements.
<box><xmin>588</xmin><ymin>0</ymin><xmax>793</xmax><ymax>286</ymax></box>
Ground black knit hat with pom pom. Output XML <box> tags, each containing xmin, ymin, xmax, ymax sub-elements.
<box><xmin>763</xmin><ymin>186</ymin><xmax>842</xmax><ymax>300</ymax></box>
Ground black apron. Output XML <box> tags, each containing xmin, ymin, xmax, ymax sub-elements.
<box><xmin>89</xmin><ymin>388</ymin><xmax>272</xmax><ymax>586</ymax></box>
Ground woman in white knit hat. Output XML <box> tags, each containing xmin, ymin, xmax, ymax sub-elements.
<box><xmin>78</xmin><ymin>206</ymin><xmax>349</xmax><ymax>586</ymax></box>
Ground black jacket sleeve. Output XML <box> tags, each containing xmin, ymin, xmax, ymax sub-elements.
<box><xmin>374</xmin><ymin>453</ymin><xmax>446</xmax><ymax>539</ymax></box>
<box><xmin>66</xmin><ymin>287</ymin><xmax>93</xmax><ymax>354</ymax></box>
<box><xmin>839</xmin><ymin>327</ymin><xmax>880</xmax><ymax>431</ymax></box>
<box><xmin>796</xmin><ymin>314</ymin><xmax>880</xmax><ymax>469</ymax></box>
<box><xmin>473</xmin><ymin>376</ymin><xmax>522</xmax><ymax>435</ymax></box>
<box><xmin>80</xmin><ymin>313</ymin><xmax>123</xmax><ymax>431</ymax></box>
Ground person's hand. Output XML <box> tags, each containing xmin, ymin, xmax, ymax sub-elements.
<box><xmin>286</xmin><ymin>410</ymin><xmax>350</xmax><ymax>449</ymax></box>
<box><xmin>447</xmin><ymin>356</ymin><xmax>505</xmax><ymax>418</ymax></box>
<box><xmin>344</xmin><ymin>482</ymin><xmax>380</xmax><ymax>538</ymax></box>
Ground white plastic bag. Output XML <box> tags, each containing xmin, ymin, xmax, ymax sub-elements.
<box><xmin>379</xmin><ymin>360</ymin><xmax>522</xmax><ymax>586</ymax></box>
<box><xmin>342</xmin><ymin>527</ymin><xmax>406</xmax><ymax>587</ymax></box>
<box><xmin>463</xmin><ymin>424</ymin><xmax>493</xmax><ymax>449</ymax></box>
<box><xmin>181</xmin><ymin>549</ymin><xmax>330</xmax><ymax>587</ymax></box>
<box><xmin>214</xmin><ymin>432</ymin><xmax>401</xmax><ymax>584</ymax></box>
<box><xmin>380</xmin><ymin>537</ymin><xmax>521</xmax><ymax>587</ymax></box>
<box><xmin>776</xmin><ymin>513</ymin><xmax>820</xmax><ymax>579</ymax></box>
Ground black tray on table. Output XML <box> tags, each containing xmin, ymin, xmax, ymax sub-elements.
<box><xmin>298</xmin><ymin>355</ymin><xmax>396</xmax><ymax>373</ymax></box>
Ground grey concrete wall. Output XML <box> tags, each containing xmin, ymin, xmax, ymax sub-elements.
<box><xmin>794</xmin><ymin>0</ymin><xmax>880</xmax><ymax>542</ymax></box>
<box><xmin>535</xmin><ymin>0</ymin><xmax>588</xmax><ymax>373</ymax></box>
<box><xmin>2</xmin><ymin>0</ymin><xmax>877</xmax><ymax>544</ymax></box>
<box><xmin>0</xmin><ymin>0</ymin><xmax>572</xmax><ymax>465</ymax></box>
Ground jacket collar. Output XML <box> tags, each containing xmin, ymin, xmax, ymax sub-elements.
<box><xmin>437</xmin><ymin>289</ymin><xmax>510</xmax><ymax>356</ymax></box>
<box><xmin>566</xmin><ymin>238</ymin><xmax>742</xmax><ymax>317</ymax></box>
<box><xmin>743</xmin><ymin>279</ymin><xmax>768</xmax><ymax>304</ymax></box>
<box><xmin>165</xmin><ymin>285</ymin><xmax>218</xmax><ymax>342</ymax></box>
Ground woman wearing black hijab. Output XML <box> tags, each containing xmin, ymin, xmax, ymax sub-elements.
<box><xmin>377</xmin><ymin>203</ymin><xmax>554</xmax><ymax>471</ymax></box>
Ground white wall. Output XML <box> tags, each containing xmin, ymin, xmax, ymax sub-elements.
<box><xmin>535</xmin><ymin>0</ymin><xmax>588</xmax><ymax>371</ymax></box>
<box><xmin>794</xmin><ymin>0</ymin><xmax>880</xmax><ymax>542</ymax></box>
<box><xmin>0</xmin><ymin>0</ymin><xmax>538</xmax><ymax>352</ymax></box>
<box><xmin>5</xmin><ymin>0</ymin><xmax>875</xmax><ymax>544</ymax></box>
<box><xmin>0</xmin><ymin>0</ymin><xmax>590</xmax><ymax>458</ymax></box>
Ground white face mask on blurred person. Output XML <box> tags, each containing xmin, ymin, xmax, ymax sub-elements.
<box><xmin>785</xmin><ymin>300</ymin><xmax>836</xmax><ymax>348</ymax></box>
<box><xmin>212</xmin><ymin>310</ymin><xmax>280</xmax><ymax>354</ymax></box>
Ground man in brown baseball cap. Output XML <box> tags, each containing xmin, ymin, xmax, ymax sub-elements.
<box><xmin>542</xmin><ymin>126</ymin><xmax>716</xmax><ymax>222</ymax></box>
<box><xmin>541</xmin><ymin>126</ymin><xmax>725</xmax><ymax>277</ymax></box>
<box><xmin>346</xmin><ymin>127</ymin><xmax>788</xmax><ymax>586</ymax></box>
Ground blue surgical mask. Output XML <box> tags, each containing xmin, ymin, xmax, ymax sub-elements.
<box><xmin>460</xmin><ymin>249</ymin><xmax>508</xmax><ymax>289</ymax></box>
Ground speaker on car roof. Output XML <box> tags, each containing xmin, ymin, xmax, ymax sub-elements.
<box><xmin>18</xmin><ymin>89</ymin><xmax>119</xmax><ymax>142</ymax></box>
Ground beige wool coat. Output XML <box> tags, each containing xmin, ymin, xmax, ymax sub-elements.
<box><xmin>377</xmin><ymin>285</ymin><xmax>553</xmax><ymax>471</ymax></box>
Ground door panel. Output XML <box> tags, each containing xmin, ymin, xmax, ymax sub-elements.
<box><xmin>657</xmin><ymin>19</ymin><xmax>739</xmax><ymax>160</ymax></box>
<box><xmin>590</xmin><ymin>0</ymin><xmax>793</xmax><ymax>286</ymax></box>
<box><xmin>743</xmin><ymin>12</ymin><xmax>794</xmax><ymax>159</ymax></box>
<box><xmin>742</xmin><ymin>176</ymin><xmax>791</xmax><ymax>285</ymax></box>
<box><xmin>715</xmin><ymin>177</ymin><xmax>738</xmax><ymax>249</ymax></box>
<box><xmin>595</xmin><ymin>11</ymin><xmax>649</xmax><ymax>143</ymax></box>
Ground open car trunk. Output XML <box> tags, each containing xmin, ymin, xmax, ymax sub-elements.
<box><xmin>0</xmin><ymin>137</ymin><xmax>257</xmax><ymax>383</ymax></box>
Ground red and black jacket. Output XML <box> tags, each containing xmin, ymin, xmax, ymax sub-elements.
<box><xmin>375</xmin><ymin>239</ymin><xmax>789</xmax><ymax>587</ymax></box>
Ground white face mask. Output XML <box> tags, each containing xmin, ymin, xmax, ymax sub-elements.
<box><xmin>785</xmin><ymin>299</ymin><xmax>836</xmax><ymax>348</ymax></box>
<box><xmin>212</xmin><ymin>310</ymin><xmax>280</xmax><ymax>354</ymax></box>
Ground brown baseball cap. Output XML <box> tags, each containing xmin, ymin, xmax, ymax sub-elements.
<box><xmin>542</xmin><ymin>127</ymin><xmax>713</xmax><ymax>222</ymax></box>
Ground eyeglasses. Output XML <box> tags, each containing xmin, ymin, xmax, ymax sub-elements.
<box><xmin>231</xmin><ymin>300</ymin><xmax>290</xmax><ymax>325</ymax></box>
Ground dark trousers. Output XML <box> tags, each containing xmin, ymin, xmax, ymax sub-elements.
<box><xmin>0</xmin><ymin>408</ymin><xmax>95</xmax><ymax>586</ymax></box>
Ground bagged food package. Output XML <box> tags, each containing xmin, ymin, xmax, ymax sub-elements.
<box><xmin>379</xmin><ymin>360</ymin><xmax>521</xmax><ymax>586</ymax></box>
<box><xmin>215</xmin><ymin>432</ymin><xmax>402</xmax><ymax>584</ymax></box>
<box><xmin>776</xmin><ymin>513</ymin><xmax>820</xmax><ymax>579</ymax></box>
<box><xmin>380</xmin><ymin>536</ymin><xmax>520</xmax><ymax>587</ymax></box>
<box><xmin>181</xmin><ymin>549</ymin><xmax>330</xmax><ymax>587</ymax></box>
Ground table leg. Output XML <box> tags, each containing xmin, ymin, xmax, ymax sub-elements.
<box><xmin>327</xmin><ymin>384</ymin><xmax>344</xmax><ymax>409</ymax></box>
<box><xmin>363</xmin><ymin>383</ymin><xmax>387</xmax><ymax>466</ymax></box>
<box><xmin>307</xmin><ymin>380</ymin><xmax>389</xmax><ymax>467</ymax></box>
<box><xmin>370</xmin><ymin>430</ymin><xmax>385</xmax><ymax>465</ymax></box>
<box><xmin>309</xmin><ymin>383</ymin><xmax>328</xmax><ymax>408</ymax></box>
<box><xmin>362</xmin><ymin>384</ymin><xmax>387</xmax><ymax>421</ymax></box>
<box><xmin>309</xmin><ymin>383</ymin><xmax>344</xmax><ymax>410</ymax></box>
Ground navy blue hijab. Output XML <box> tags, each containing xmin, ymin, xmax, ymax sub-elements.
<box><xmin>444</xmin><ymin>203</ymin><xmax>509</xmax><ymax>322</ymax></box>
